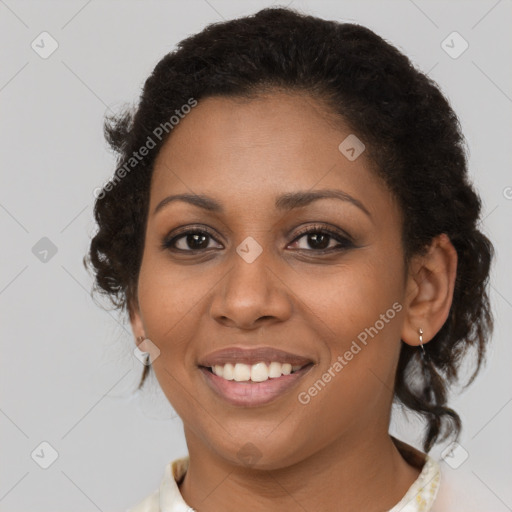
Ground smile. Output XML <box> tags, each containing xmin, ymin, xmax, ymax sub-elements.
<box><xmin>199</xmin><ymin>362</ymin><xmax>314</xmax><ymax>407</ymax></box>
<box><xmin>209</xmin><ymin>361</ymin><xmax>306</xmax><ymax>382</ymax></box>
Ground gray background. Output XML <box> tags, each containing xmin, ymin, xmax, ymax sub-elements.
<box><xmin>1</xmin><ymin>0</ymin><xmax>511</xmax><ymax>510</ymax></box>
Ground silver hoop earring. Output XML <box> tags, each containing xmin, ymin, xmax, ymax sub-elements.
<box><xmin>419</xmin><ymin>328</ymin><xmax>426</xmax><ymax>357</ymax></box>
<box><xmin>418</xmin><ymin>327</ymin><xmax>434</xmax><ymax>402</ymax></box>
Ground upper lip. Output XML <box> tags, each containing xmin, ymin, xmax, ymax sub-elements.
<box><xmin>198</xmin><ymin>347</ymin><xmax>314</xmax><ymax>368</ymax></box>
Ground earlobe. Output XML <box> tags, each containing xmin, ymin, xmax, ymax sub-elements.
<box><xmin>401</xmin><ymin>233</ymin><xmax>458</xmax><ymax>347</ymax></box>
<box><xmin>128</xmin><ymin>297</ymin><xmax>146</xmax><ymax>344</ymax></box>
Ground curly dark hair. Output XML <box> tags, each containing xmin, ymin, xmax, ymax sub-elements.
<box><xmin>84</xmin><ymin>6</ymin><xmax>493</xmax><ymax>453</ymax></box>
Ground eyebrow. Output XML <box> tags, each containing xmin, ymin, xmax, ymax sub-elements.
<box><xmin>153</xmin><ymin>189</ymin><xmax>372</xmax><ymax>218</ymax></box>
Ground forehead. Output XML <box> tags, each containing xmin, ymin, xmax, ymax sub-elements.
<box><xmin>150</xmin><ymin>92</ymin><xmax>397</xmax><ymax>220</ymax></box>
<box><xmin>155</xmin><ymin>91</ymin><xmax>344</xmax><ymax>167</ymax></box>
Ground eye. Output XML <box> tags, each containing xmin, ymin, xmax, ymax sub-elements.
<box><xmin>288</xmin><ymin>224</ymin><xmax>354</xmax><ymax>252</ymax></box>
<box><xmin>162</xmin><ymin>227</ymin><xmax>223</xmax><ymax>252</ymax></box>
<box><xmin>162</xmin><ymin>223</ymin><xmax>354</xmax><ymax>254</ymax></box>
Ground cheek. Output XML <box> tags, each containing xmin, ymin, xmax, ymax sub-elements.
<box><xmin>304</xmin><ymin>253</ymin><xmax>404</xmax><ymax>343</ymax></box>
<box><xmin>136</xmin><ymin>256</ymin><xmax>202</xmax><ymax>362</ymax></box>
<box><xmin>297</xmin><ymin>250</ymin><xmax>405</xmax><ymax>403</ymax></box>
<box><xmin>137</xmin><ymin>260</ymin><xmax>204</xmax><ymax>418</ymax></box>
<box><xmin>137</xmin><ymin>240</ymin><xmax>215</xmax><ymax>321</ymax></box>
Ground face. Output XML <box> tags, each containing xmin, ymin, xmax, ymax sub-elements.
<box><xmin>132</xmin><ymin>91</ymin><xmax>409</xmax><ymax>469</ymax></box>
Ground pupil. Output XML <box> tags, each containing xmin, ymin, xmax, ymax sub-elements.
<box><xmin>188</xmin><ymin>233</ymin><xmax>208</xmax><ymax>249</ymax></box>
<box><xmin>309</xmin><ymin>233</ymin><xmax>329</xmax><ymax>250</ymax></box>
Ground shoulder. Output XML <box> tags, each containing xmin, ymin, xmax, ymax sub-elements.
<box><xmin>391</xmin><ymin>437</ymin><xmax>495</xmax><ymax>512</ymax></box>
<box><xmin>433</xmin><ymin>464</ymin><xmax>495</xmax><ymax>512</ymax></box>
<box><xmin>125</xmin><ymin>456</ymin><xmax>192</xmax><ymax>512</ymax></box>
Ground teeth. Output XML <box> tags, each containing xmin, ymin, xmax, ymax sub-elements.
<box><xmin>233</xmin><ymin>363</ymin><xmax>251</xmax><ymax>381</ymax></box>
<box><xmin>250</xmin><ymin>362</ymin><xmax>269</xmax><ymax>382</ymax></box>
<box><xmin>211</xmin><ymin>362</ymin><xmax>304</xmax><ymax>382</ymax></box>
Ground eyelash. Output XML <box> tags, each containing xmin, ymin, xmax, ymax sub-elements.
<box><xmin>161</xmin><ymin>223</ymin><xmax>354</xmax><ymax>254</ymax></box>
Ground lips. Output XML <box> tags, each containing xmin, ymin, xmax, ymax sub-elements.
<box><xmin>199</xmin><ymin>363</ymin><xmax>314</xmax><ymax>407</ymax></box>
<box><xmin>197</xmin><ymin>346</ymin><xmax>314</xmax><ymax>368</ymax></box>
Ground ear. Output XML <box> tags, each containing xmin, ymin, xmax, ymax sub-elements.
<box><xmin>128</xmin><ymin>296</ymin><xmax>146</xmax><ymax>346</ymax></box>
<box><xmin>401</xmin><ymin>233</ymin><xmax>458</xmax><ymax>347</ymax></box>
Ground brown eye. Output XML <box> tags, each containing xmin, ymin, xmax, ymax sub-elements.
<box><xmin>162</xmin><ymin>228</ymin><xmax>222</xmax><ymax>252</ymax></box>
<box><xmin>289</xmin><ymin>225</ymin><xmax>354</xmax><ymax>252</ymax></box>
<box><xmin>297</xmin><ymin>232</ymin><xmax>332</xmax><ymax>250</ymax></box>
<box><xmin>176</xmin><ymin>232</ymin><xmax>210</xmax><ymax>251</ymax></box>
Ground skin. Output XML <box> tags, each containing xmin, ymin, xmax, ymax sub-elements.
<box><xmin>129</xmin><ymin>90</ymin><xmax>458</xmax><ymax>512</ymax></box>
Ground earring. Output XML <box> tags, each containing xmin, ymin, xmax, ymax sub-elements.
<box><xmin>418</xmin><ymin>327</ymin><xmax>434</xmax><ymax>403</ymax></box>
<box><xmin>419</xmin><ymin>328</ymin><xmax>426</xmax><ymax>358</ymax></box>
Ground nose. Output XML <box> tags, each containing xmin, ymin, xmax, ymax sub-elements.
<box><xmin>209</xmin><ymin>247</ymin><xmax>293</xmax><ymax>330</ymax></box>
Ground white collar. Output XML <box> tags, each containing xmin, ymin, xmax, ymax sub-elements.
<box><xmin>159</xmin><ymin>457</ymin><xmax>194</xmax><ymax>512</ymax></box>
<box><xmin>388</xmin><ymin>454</ymin><xmax>441</xmax><ymax>511</ymax></box>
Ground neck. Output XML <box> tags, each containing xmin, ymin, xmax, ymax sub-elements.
<box><xmin>178</xmin><ymin>429</ymin><xmax>422</xmax><ymax>512</ymax></box>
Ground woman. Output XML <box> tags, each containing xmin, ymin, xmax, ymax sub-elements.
<box><xmin>85</xmin><ymin>7</ymin><xmax>493</xmax><ymax>511</ymax></box>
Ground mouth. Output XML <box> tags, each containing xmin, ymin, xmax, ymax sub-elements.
<box><xmin>198</xmin><ymin>361</ymin><xmax>315</xmax><ymax>407</ymax></box>
<box><xmin>200</xmin><ymin>360</ymin><xmax>311</xmax><ymax>381</ymax></box>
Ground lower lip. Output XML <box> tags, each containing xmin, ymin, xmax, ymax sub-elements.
<box><xmin>199</xmin><ymin>364</ymin><xmax>313</xmax><ymax>407</ymax></box>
